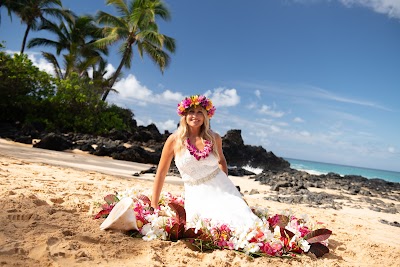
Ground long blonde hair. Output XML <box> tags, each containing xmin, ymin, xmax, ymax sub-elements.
<box><xmin>174</xmin><ymin>108</ymin><xmax>219</xmax><ymax>158</ymax></box>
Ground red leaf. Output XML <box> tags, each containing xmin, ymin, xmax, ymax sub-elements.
<box><xmin>104</xmin><ymin>194</ymin><xmax>118</xmax><ymax>204</ymax></box>
<box><xmin>304</xmin><ymin>229</ymin><xmax>332</xmax><ymax>243</ymax></box>
<box><xmin>281</xmin><ymin>228</ymin><xmax>295</xmax><ymax>239</ymax></box>
<box><xmin>184</xmin><ymin>228</ymin><xmax>202</xmax><ymax>239</ymax></box>
<box><xmin>308</xmin><ymin>242</ymin><xmax>330</xmax><ymax>258</ymax></box>
<box><xmin>269</xmin><ymin>214</ymin><xmax>290</xmax><ymax>229</ymax></box>
<box><xmin>169</xmin><ymin>223</ymin><xmax>185</xmax><ymax>241</ymax></box>
<box><xmin>137</xmin><ymin>194</ymin><xmax>151</xmax><ymax>205</ymax></box>
<box><xmin>168</xmin><ymin>203</ymin><xmax>186</xmax><ymax>225</ymax></box>
<box><xmin>93</xmin><ymin>208</ymin><xmax>112</xmax><ymax>219</ymax></box>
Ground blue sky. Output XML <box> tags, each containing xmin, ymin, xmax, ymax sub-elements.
<box><xmin>1</xmin><ymin>0</ymin><xmax>399</xmax><ymax>172</ymax></box>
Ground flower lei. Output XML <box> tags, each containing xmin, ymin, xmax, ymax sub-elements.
<box><xmin>185</xmin><ymin>138</ymin><xmax>213</xmax><ymax>160</ymax></box>
<box><xmin>177</xmin><ymin>95</ymin><xmax>216</xmax><ymax>118</ymax></box>
<box><xmin>94</xmin><ymin>188</ymin><xmax>332</xmax><ymax>258</ymax></box>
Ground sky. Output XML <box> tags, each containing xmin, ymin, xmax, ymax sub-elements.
<box><xmin>1</xmin><ymin>0</ymin><xmax>399</xmax><ymax>172</ymax></box>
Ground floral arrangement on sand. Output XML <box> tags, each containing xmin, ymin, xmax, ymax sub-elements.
<box><xmin>94</xmin><ymin>188</ymin><xmax>332</xmax><ymax>258</ymax></box>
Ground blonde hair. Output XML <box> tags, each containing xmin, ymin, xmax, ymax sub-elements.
<box><xmin>174</xmin><ymin>108</ymin><xmax>219</xmax><ymax>158</ymax></box>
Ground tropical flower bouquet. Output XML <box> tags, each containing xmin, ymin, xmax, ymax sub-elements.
<box><xmin>94</xmin><ymin>188</ymin><xmax>332</xmax><ymax>258</ymax></box>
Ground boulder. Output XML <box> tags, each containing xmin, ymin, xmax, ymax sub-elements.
<box><xmin>33</xmin><ymin>133</ymin><xmax>72</xmax><ymax>151</ymax></box>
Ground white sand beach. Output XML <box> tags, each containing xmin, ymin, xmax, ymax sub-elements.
<box><xmin>0</xmin><ymin>138</ymin><xmax>399</xmax><ymax>267</ymax></box>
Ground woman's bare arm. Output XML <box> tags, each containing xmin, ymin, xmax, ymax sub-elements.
<box><xmin>151</xmin><ymin>134</ymin><xmax>175</xmax><ymax>208</ymax></box>
<box><xmin>214</xmin><ymin>132</ymin><xmax>228</xmax><ymax>175</ymax></box>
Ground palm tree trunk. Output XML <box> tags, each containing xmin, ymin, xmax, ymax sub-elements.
<box><xmin>21</xmin><ymin>24</ymin><xmax>31</xmax><ymax>54</ymax></box>
<box><xmin>101</xmin><ymin>56</ymin><xmax>126</xmax><ymax>101</ymax></box>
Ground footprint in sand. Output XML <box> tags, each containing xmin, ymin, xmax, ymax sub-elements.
<box><xmin>46</xmin><ymin>237</ymin><xmax>93</xmax><ymax>263</ymax></box>
<box><xmin>7</xmin><ymin>213</ymin><xmax>40</xmax><ymax>221</ymax></box>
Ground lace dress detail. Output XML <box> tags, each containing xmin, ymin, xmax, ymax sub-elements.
<box><xmin>175</xmin><ymin>149</ymin><xmax>260</xmax><ymax>229</ymax></box>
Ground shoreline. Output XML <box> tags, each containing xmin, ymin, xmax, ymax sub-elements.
<box><xmin>1</xmin><ymin>139</ymin><xmax>400</xmax><ymax>266</ymax></box>
<box><xmin>286</xmin><ymin>158</ymin><xmax>400</xmax><ymax>183</ymax></box>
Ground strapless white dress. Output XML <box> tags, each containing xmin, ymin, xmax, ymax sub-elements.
<box><xmin>175</xmin><ymin>149</ymin><xmax>260</xmax><ymax>229</ymax></box>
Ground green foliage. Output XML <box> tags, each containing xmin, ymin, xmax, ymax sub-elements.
<box><xmin>0</xmin><ymin>50</ymin><xmax>55</xmax><ymax>122</ymax></box>
<box><xmin>48</xmin><ymin>72</ymin><xmax>131</xmax><ymax>134</ymax></box>
<box><xmin>0</xmin><ymin>45</ymin><xmax>136</xmax><ymax>135</ymax></box>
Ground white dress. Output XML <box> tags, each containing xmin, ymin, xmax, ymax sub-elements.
<box><xmin>175</xmin><ymin>149</ymin><xmax>260</xmax><ymax>229</ymax></box>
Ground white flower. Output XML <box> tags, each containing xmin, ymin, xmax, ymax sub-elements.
<box><xmin>274</xmin><ymin>226</ymin><xmax>281</xmax><ymax>238</ymax></box>
<box><xmin>299</xmin><ymin>213</ymin><xmax>310</xmax><ymax>222</ymax></box>
<box><xmin>159</xmin><ymin>205</ymin><xmax>176</xmax><ymax>218</ymax></box>
<box><xmin>260</xmin><ymin>228</ymin><xmax>274</xmax><ymax>242</ymax></box>
<box><xmin>299</xmin><ymin>239</ymin><xmax>310</xmax><ymax>252</ymax></box>
<box><xmin>243</xmin><ymin>242</ymin><xmax>260</xmax><ymax>254</ymax></box>
<box><xmin>141</xmin><ymin>224</ymin><xmax>154</xmax><ymax>238</ymax></box>
<box><xmin>141</xmin><ymin>221</ymin><xmax>167</xmax><ymax>241</ymax></box>
<box><xmin>231</xmin><ymin>228</ymin><xmax>251</xmax><ymax>250</ymax></box>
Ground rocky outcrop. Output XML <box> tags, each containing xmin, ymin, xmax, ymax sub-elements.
<box><xmin>33</xmin><ymin>133</ymin><xmax>72</xmax><ymax>151</ymax></box>
<box><xmin>222</xmin><ymin>129</ymin><xmax>290</xmax><ymax>171</ymax></box>
<box><xmin>253</xmin><ymin>168</ymin><xmax>400</xmax><ymax>213</ymax></box>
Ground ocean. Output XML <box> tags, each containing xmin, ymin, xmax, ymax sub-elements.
<box><xmin>285</xmin><ymin>158</ymin><xmax>400</xmax><ymax>184</ymax></box>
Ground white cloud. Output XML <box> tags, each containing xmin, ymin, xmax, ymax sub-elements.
<box><xmin>294</xmin><ymin>117</ymin><xmax>305</xmax><ymax>123</ymax></box>
<box><xmin>255</xmin><ymin>90</ymin><xmax>261</xmax><ymax>98</ymax></box>
<box><xmin>114</xmin><ymin>74</ymin><xmax>153</xmax><ymax>99</ymax></box>
<box><xmin>104</xmin><ymin>63</ymin><xmax>116</xmax><ymax>79</ymax></box>
<box><xmin>299</xmin><ymin>130</ymin><xmax>311</xmax><ymax>137</ymax></box>
<box><xmin>205</xmin><ymin>88</ymin><xmax>240</xmax><ymax>107</ymax></box>
<box><xmin>388</xmin><ymin>146</ymin><xmax>396</xmax><ymax>153</ymax></box>
<box><xmin>258</xmin><ymin>104</ymin><xmax>285</xmax><ymax>118</ymax></box>
<box><xmin>270</xmin><ymin>125</ymin><xmax>282</xmax><ymax>133</ymax></box>
<box><xmin>292</xmin><ymin>0</ymin><xmax>400</xmax><ymax>19</ymax></box>
<box><xmin>159</xmin><ymin>90</ymin><xmax>184</xmax><ymax>102</ymax></box>
<box><xmin>339</xmin><ymin>0</ymin><xmax>400</xmax><ymax>19</ymax></box>
<box><xmin>113</xmin><ymin>74</ymin><xmax>184</xmax><ymax>106</ymax></box>
<box><xmin>21</xmin><ymin>51</ymin><xmax>56</xmax><ymax>76</ymax></box>
<box><xmin>156</xmin><ymin>119</ymin><xmax>177</xmax><ymax>133</ymax></box>
<box><xmin>312</xmin><ymin>87</ymin><xmax>391</xmax><ymax>111</ymax></box>
<box><xmin>246</xmin><ymin>102</ymin><xmax>258</xmax><ymax>109</ymax></box>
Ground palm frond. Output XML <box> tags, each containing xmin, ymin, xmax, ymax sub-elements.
<box><xmin>27</xmin><ymin>38</ymin><xmax>60</xmax><ymax>50</ymax></box>
<box><xmin>106</xmin><ymin>0</ymin><xmax>129</xmax><ymax>17</ymax></box>
<box><xmin>41</xmin><ymin>51</ymin><xmax>63</xmax><ymax>79</ymax></box>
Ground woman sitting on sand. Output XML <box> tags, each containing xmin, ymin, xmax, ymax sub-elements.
<box><xmin>151</xmin><ymin>95</ymin><xmax>260</xmax><ymax>229</ymax></box>
<box><xmin>98</xmin><ymin>95</ymin><xmax>331</xmax><ymax>257</ymax></box>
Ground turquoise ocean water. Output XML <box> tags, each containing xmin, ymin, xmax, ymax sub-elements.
<box><xmin>285</xmin><ymin>158</ymin><xmax>400</xmax><ymax>183</ymax></box>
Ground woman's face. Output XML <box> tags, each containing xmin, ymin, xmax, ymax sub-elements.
<box><xmin>186</xmin><ymin>106</ymin><xmax>205</xmax><ymax>128</ymax></box>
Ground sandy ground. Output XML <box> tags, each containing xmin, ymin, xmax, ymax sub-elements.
<box><xmin>0</xmin><ymin>138</ymin><xmax>399</xmax><ymax>267</ymax></box>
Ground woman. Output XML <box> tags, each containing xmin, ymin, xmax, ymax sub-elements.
<box><xmin>151</xmin><ymin>95</ymin><xmax>259</xmax><ymax>229</ymax></box>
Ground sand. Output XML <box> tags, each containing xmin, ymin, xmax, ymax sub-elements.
<box><xmin>0</xmin><ymin>138</ymin><xmax>399</xmax><ymax>267</ymax></box>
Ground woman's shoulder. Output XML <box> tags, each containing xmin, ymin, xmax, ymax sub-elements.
<box><xmin>210</xmin><ymin>130</ymin><xmax>222</xmax><ymax>140</ymax></box>
<box><xmin>166</xmin><ymin>132</ymin><xmax>177</xmax><ymax>143</ymax></box>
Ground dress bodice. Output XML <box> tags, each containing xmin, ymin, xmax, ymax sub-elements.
<box><xmin>174</xmin><ymin>149</ymin><xmax>220</xmax><ymax>184</ymax></box>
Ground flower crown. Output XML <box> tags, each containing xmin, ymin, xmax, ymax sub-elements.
<box><xmin>177</xmin><ymin>95</ymin><xmax>216</xmax><ymax>118</ymax></box>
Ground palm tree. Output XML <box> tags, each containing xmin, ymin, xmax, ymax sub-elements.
<box><xmin>2</xmin><ymin>0</ymin><xmax>72</xmax><ymax>54</ymax></box>
<box><xmin>95</xmin><ymin>0</ymin><xmax>176</xmax><ymax>101</ymax></box>
<box><xmin>28</xmin><ymin>14</ymin><xmax>108</xmax><ymax>79</ymax></box>
<box><xmin>0</xmin><ymin>0</ymin><xmax>15</xmax><ymax>25</ymax></box>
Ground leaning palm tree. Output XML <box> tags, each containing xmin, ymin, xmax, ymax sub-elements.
<box><xmin>28</xmin><ymin>14</ymin><xmax>108</xmax><ymax>79</ymax></box>
<box><xmin>95</xmin><ymin>0</ymin><xmax>176</xmax><ymax>101</ymax></box>
<box><xmin>89</xmin><ymin>58</ymin><xmax>124</xmax><ymax>98</ymax></box>
<box><xmin>3</xmin><ymin>0</ymin><xmax>72</xmax><ymax>54</ymax></box>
